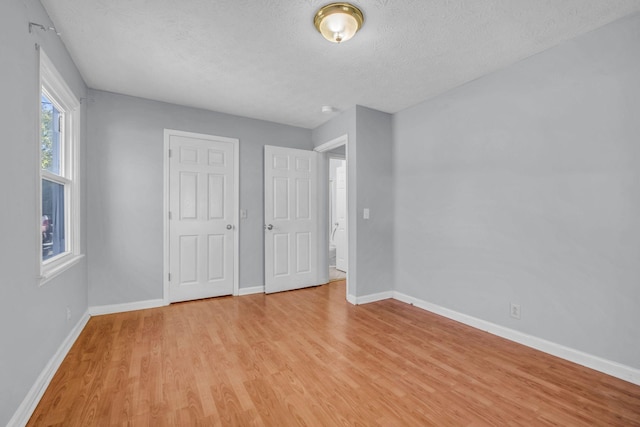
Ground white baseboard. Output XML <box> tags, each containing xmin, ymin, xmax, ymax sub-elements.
<box><xmin>354</xmin><ymin>290</ymin><xmax>395</xmax><ymax>305</ymax></box>
<box><xmin>8</xmin><ymin>311</ymin><xmax>91</xmax><ymax>427</ymax></box>
<box><xmin>346</xmin><ymin>293</ymin><xmax>357</xmax><ymax>305</ymax></box>
<box><xmin>238</xmin><ymin>285</ymin><xmax>265</xmax><ymax>296</ymax></box>
<box><xmin>393</xmin><ymin>291</ymin><xmax>640</xmax><ymax>386</ymax></box>
<box><xmin>88</xmin><ymin>299</ymin><xmax>167</xmax><ymax>316</ymax></box>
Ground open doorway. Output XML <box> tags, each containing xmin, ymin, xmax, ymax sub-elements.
<box><xmin>328</xmin><ymin>155</ymin><xmax>347</xmax><ymax>282</ymax></box>
<box><xmin>314</xmin><ymin>134</ymin><xmax>349</xmax><ymax>299</ymax></box>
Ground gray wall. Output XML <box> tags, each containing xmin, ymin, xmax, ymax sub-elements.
<box><xmin>86</xmin><ymin>90</ymin><xmax>312</xmax><ymax>306</ymax></box>
<box><xmin>0</xmin><ymin>0</ymin><xmax>88</xmax><ymax>424</ymax></box>
<box><xmin>312</xmin><ymin>106</ymin><xmax>394</xmax><ymax>299</ymax></box>
<box><xmin>393</xmin><ymin>13</ymin><xmax>640</xmax><ymax>369</ymax></box>
<box><xmin>354</xmin><ymin>106</ymin><xmax>394</xmax><ymax>297</ymax></box>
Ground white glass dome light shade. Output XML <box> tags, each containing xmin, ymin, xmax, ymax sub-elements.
<box><xmin>320</xmin><ymin>11</ymin><xmax>358</xmax><ymax>43</ymax></box>
<box><xmin>314</xmin><ymin>3</ymin><xmax>364</xmax><ymax>43</ymax></box>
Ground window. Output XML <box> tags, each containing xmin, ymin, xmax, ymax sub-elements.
<box><xmin>39</xmin><ymin>50</ymin><xmax>82</xmax><ymax>283</ymax></box>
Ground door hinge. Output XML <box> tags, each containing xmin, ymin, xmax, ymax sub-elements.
<box><xmin>168</xmin><ymin>211</ymin><xmax>172</xmax><ymax>220</ymax></box>
<box><xmin>168</xmin><ymin>273</ymin><xmax>171</xmax><ymax>281</ymax></box>
<box><xmin>168</xmin><ymin>149</ymin><xmax>173</xmax><ymax>158</ymax></box>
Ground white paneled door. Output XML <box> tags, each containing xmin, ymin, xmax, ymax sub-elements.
<box><xmin>167</xmin><ymin>130</ymin><xmax>238</xmax><ymax>303</ymax></box>
<box><xmin>335</xmin><ymin>164</ymin><xmax>348</xmax><ymax>272</ymax></box>
<box><xmin>264</xmin><ymin>145</ymin><xmax>319</xmax><ymax>294</ymax></box>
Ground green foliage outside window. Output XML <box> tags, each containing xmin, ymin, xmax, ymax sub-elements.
<box><xmin>41</xmin><ymin>95</ymin><xmax>54</xmax><ymax>171</ymax></box>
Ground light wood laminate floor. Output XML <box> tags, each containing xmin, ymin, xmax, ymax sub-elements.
<box><xmin>28</xmin><ymin>280</ymin><xmax>640</xmax><ymax>426</ymax></box>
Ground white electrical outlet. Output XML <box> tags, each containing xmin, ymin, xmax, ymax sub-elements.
<box><xmin>510</xmin><ymin>303</ymin><xmax>521</xmax><ymax>320</ymax></box>
<box><xmin>66</xmin><ymin>307</ymin><xmax>72</xmax><ymax>321</ymax></box>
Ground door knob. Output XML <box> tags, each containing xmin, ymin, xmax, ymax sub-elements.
<box><xmin>265</xmin><ymin>224</ymin><xmax>273</xmax><ymax>230</ymax></box>
<box><xmin>226</xmin><ymin>224</ymin><xmax>233</xmax><ymax>230</ymax></box>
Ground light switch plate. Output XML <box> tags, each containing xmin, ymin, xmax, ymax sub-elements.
<box><xmin>363</xmin><ymin>208</ymin><xmax>370</xmax><ymax>219</ymax></box>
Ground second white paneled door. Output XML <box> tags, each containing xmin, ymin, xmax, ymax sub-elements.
<box><xmin>264</xmin><ymin>145</ymin><xmax>319</xmax><ymax>294</ymax></box>
<box><xmin>167</xmin><ymin>130</ymin><xmax>238</xmax><ymax>303</ymax></box>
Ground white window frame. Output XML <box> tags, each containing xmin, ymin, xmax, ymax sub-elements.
<box><xmin>38</xmin><ymin>50</ymin><xmax>83</xmax><ymax>285</ymax></box>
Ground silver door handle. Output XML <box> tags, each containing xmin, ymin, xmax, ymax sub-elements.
<box><xmin>265</xmin><ymin>224</ymin><xmax>273</xmax><ymax>230</ymax></box>
<box><xmin>226</xmin><ymin>224</ymin><xmax>233</xmax><ymax>230</ymax></box>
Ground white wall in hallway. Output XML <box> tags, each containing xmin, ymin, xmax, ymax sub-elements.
<box><xmin>329</xmin><ymin>158</ymin><xmax>346</xmax><ymax>249</ymax></box>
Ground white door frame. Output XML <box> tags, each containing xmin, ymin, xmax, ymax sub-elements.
<box><xmin>163</xmin><ymin>129</ymin><xmax>240</xmax><ymax>304</ymax></box>
<box><xmin>314</xmin><ymin>134</ymin><xmax>355</xmax><ymax>303</ymax></box>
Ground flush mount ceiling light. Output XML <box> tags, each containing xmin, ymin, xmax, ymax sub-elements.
<box><xmin>314</xmin><ymin>3</ymin><xmax>364</xmax><ymax>43</ymax></box>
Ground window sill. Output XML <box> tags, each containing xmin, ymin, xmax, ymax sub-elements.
<box><xmin>39</xmin><ymin>253</ymin><xmax>85</xmax><ymax>286</ymax></box>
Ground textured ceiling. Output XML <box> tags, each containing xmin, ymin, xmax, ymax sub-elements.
<box><xmin>41</xmin><ymin>0</ymin><xmax>640</xmax><ymax>129</ymax></box>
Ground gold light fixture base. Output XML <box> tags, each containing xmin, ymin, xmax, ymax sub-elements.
<box><xmin>314</xmin><ymin>3</ymin><xmax>364</xmax><ymax>43</ymax></box>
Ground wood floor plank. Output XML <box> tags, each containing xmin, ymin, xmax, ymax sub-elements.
<box><xmin>28</xmin><ymin>280</ymin><xmax>640</xmax><ymax>426</ymax></box>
